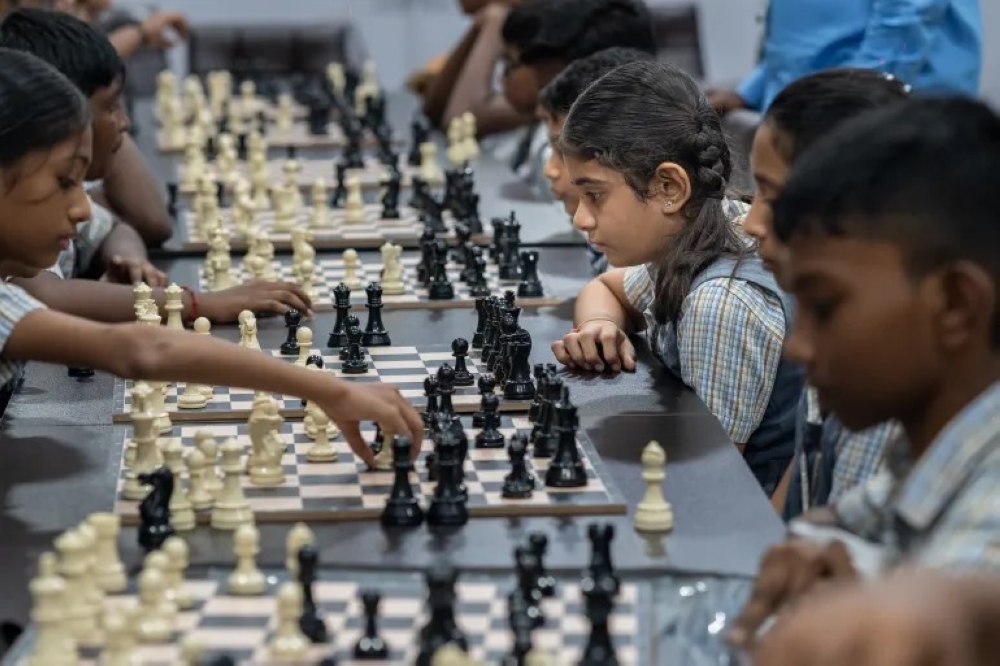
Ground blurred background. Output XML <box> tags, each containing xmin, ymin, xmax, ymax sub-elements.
<box><xmin>116</xmin><ymin>0</ymin><xmax>999</xmax><ymax>104</ymax></box>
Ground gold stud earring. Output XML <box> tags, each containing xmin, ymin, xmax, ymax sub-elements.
<box><xmin>663</xmin><ymin>200</ymin><xmax>675</xmax><ymax>213</ymax></box>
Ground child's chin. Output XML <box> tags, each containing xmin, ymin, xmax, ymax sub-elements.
<box><xmin>0</xmin><ymin>261</ymin><xmax>42</xmax><ymax>279</ymax></box>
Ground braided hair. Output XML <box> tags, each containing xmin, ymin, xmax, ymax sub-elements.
<box><xmin>560</xmin><ymin>60</ymin><xmax>747</xmax><ymax>326</ymax></box>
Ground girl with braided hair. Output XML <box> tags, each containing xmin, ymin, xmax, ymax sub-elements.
<box><xmin>551</xmin><ymin>60</ymin><xmax>803</xmax><ymax>495</ymax></box>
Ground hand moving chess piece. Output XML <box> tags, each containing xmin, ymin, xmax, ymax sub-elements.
<box><xmin>137</xmin><ymin>467</ymin><xmax>175</xmax><ymax>553</ymax></box>
<box><xmin>633</xmin><ymin>441</ymin><xmax>674</xmax><ymax>533</ymax></box>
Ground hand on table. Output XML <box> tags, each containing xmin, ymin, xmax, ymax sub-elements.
<box><xmin>728</xmin><ymin>539</ymin><xmax>858</xmax><ymax>649</ymax></box>
<box><xmin>552</xmin><ymin>320</ymin><xmax>636</xmax><ymax>373</ymax></box>
<box><xmin>104</xmin><ymin>255</ymin><xmax>167</xmax><ymax>287</ymax></box>
<box><xmin>318</xmin><ymin>383</ymin><xmax>424</xmax><ymax>467</ymax></box>
<box><xmin>706</xmin><ymin>88</ymin><xmax>748</xmax><ymax>116</ymax></box>
<box><xmin>199</xmin><ymin>280</ymin><xmax>313</xmax><ymax>323</ymax></box>
<box><xmin>140</xmin><ymin>12</ymin><xmax>189</xmax><ymax>49</ymax></box>
<box><xmin>751</xmin><ymin>570</ymin><xmax>986</xmax><ymax>666</ymax></box>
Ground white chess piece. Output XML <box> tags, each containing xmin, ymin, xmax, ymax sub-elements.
<box><xmin>210</xmin><ymin>438</ymin><xmax>254</xmax><ymax>530</ymax></box>
<box><xmin>161</xmin><ymin>439</ymin><xmax>197</xmax><ymax>531</ymax></box>
<box><xmin>247</xmin><ymin>399</ymin><xmax>286</xmax><ymax>487</ymax></box>
<box><xmin>179</xmin><ymin>635</ymin><xmax>206</xmax><ymax>666</ymax></box>
<box><xmin>310</xmin><ymin>178</ymin><xmax>329</xmax><ymax>228</ymax></box>
<box><xmin>276</xmin><ymin>93</ymin><xmax>295</xmax><ymax>132</ymax></box>
<box><xmin>53</xmin><ymin>529</ymin><xmax>96</xmax><ymax>643</ymax></box>
<box><xmin>432</xmin><ymin>643</ymin><xmax>474</xmax><ymax>666</ymax></box>
<box><xmin>164</xmin><ymin>283</ymin><xmax>185</xmax><ymax>330</ymax></box>
<box><xmin>380</xmin><ymin>242</ymin><xmax>406</xmax><ymax>295</ymax></box>
<box><xmin>326</xmin><ymin>62</ymin><xmax>345</xmax><ymax>97</ymax></box>
<box><xmin>420</xmin><ymin>141</ymin><xmax>442</xmax><ymax>182</ymax></box>
<box><xmin>461</xmin><ymin>111</ymin><xmax>480</xmax><ymax>161</ymax></box>
<box><xmin>305</xmin><ymin>397</ymin><xmax>338</xmax><ymax>462</ymax></box>
<box><xmin>372</xmin><ymin>425</ymin><xmax>393</xmax><ymax>471</ymax></box>
<box><xmin>285</xmin><ymin>522</ymin><xmax>315</xmax><ymax>576</ymax></box>
<box><xmin>194</xmin><ymin>430</ymin><xmax>223</xmax><ymax>494</ymax></box>
<box><xmin>185</xmin><ymin>447</ymin><xmax>214</xmax><ymax>511</ymax></box>
<box><xmin>294</xmin><ymin>327</ymin><xmax>313</xmax><ymax>366</ymax></box>
<box><xmin>633</xmin><ymin>440</ymin><xmax>674</xmax><ymax>532</ymax></box>
<box><xmin>447</xmin><ymin>117</ymin><xmax>466</xmax><ymax>166</ymax></box>
<box><xmin>26</xmin><ymin>552</ymin><xmax>76</xmax><ymax>666</ymax></box>
<box><xmin>283</xmin><ymin>159</ymin><xmax>303</xmax><ymax>210</ymax></box>
<box><xmin>162</xmin><ymin>536</ymin><xmax>194</xmax><ymax>610</ymax></box>
<box><xmin>122</xmin><ymin>383</ymin><xmax>163</xmax><ymax>501</ymax></box>
<box><xmin>238</xmin><ymin>310</ymin><xmax>262</xmax><ymax>350</ymax></box>
<box><xmin>88</xmin><ymin>512</ymin><xmax>127</xmax><ymax>594</ymax></box>
<box><xmin>272</xmin><ymin>185</ymin><xmax>295</xmax><ymax>233</ymax></box>
<box><xmin>267</xmin><ymin>582</ymin><xmax>311</xmax><ymax>659</ymax></box>
<box><xmin>228</xmin><ymin>523</ymin><xmax>266</xmax><ymax>595</ymax></box>
<box><xmin>135</xmin><ymin>565</ymin><xmax>173</xmax><ymax>643</ymax></box>
<box><xmin>193</xmin><ymin>317</ymin><xmax>216</xmax><ymax>399</ymax></box>
<box><xmin>343</xmin><ymin>176</ymin><xmax>366</xmax><ymax>224</ymax></box>
<box><xmin>100</xmin><ymin>610</ymin><xmax>140</xmax><ymax>666</ymax></box>
<box><xmin>342</xmin><ymin>248</ymin><xmax>363</xmax><ymax>290</ymax></box>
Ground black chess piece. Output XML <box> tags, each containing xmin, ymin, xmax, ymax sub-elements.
<box><xmin>214</xmin><ymin>181</ymin><xmax>227</xmax><ymax>208</ymax></box>
<box><xmin>297</xmin><ymin>544</ymin><xmax>329</xmax><ymax>643</ymax></box>
<box><xmin>207</xmin><ymin>656</ymin><xmax>237</xmax><ymax>666</ymax></box>
<box><xmin>503</xmin><ymin>339</ymin><xmax>536</xmax><ymax>402</ymax></box>
<box><xmin>380</xmin><ymin>172</ymin><xmax>402</xmax><ymax>220</ymax></box>
<box><xmin>502</xmin><ymin>591</ymin><xmax>536</xmax><ymax>666</ymax></box>
<box><xmin>330</xmin><ymin>163</ymin><xmax>348</xmax><ymax>208</ymax></box>
<box><xmin>424</xmin><ymin>451</ymin><xmax>438</xmax><ymax>483</ymax></box>
<box><xmin>236</xmin><ymin>132</ymin><xmax>249</xmax><ymax>160</ymax></box>
<box><xmin>528</xmin><ymin>364</ymin><xmax>546</xmax><ymax>423</ymax></box>
<box><xmin>136</xmin><ymin>467</ymin><xmax>175</xmax><ymax>553</ymax></box>
<box><xmin>501</xmin><ymin>434</ymin><xmax>534</xmax><ymax>498</ymax></box>
<box><xmin>286</xmin><ymin>145</ymin><xmax>298</xmax><ymax>160</ymax></box>
<box><xmin>362</xmin><ymin>283</ymin><xmax>391</xmax><ymax>347</ymax></box>
<box><xmin>341</xmin><ymin>325</ymin><xmax>369</xmax><ymax>374</ymax></box>
<box><xmin>67</xmin><ymin>366</ymin><xmax>95</xmax><ymax>379</ymax></box>
<box><xmin>381</xmin><ymin>435</ymin><xmax>424</xmax><ymax>527</ymax></box>
<box><xmin>468</xmin><ymin>254</ymin><xmax>491</xmax><ymax>298</ymax></box>
<box><xmin>327</xmin><ymin>283</ymin><xmax>352</xmax><ymax>348</ymax></box>
<box><xmin>472</xmin><ymin>374</ymin><xmax>495</xmax><ymax>428</ymax></box>
<box><xmin>586</xmin><ymin>523</ymin><xmax>619</xmax><ymax>592</ymax></box>
<box><xmin>426</xmin><ymin>429</ymin><xmax>469</xmax><ymax>527</ymax></box>
<box><xmin>527</xmin><ymin>533</ymin><xmax>556</xmax><ymax>598</ymax></box>
<box><xmin>353</xmin><ymin>590</ymin><xmax>390</xmax><ymax>659</ymax></box>
<box><xmin>450</xmin><ymin>338</ymin><xmax>474</xmax><ymax>386</ymax></box>
<box><xmin>427</xmin><ymin>242</ymin><xmax>455</xmax><ymax>301</ymax></box>
<box><xmin>166</xmin><ymin>182</ymin><xmax>178</xmax><ymax>218</ymax></box>
<box><xmin>531</xmin><ymin>375</ymin><xmax>562</xmax><ymax>459</ymax></box>
<box><xmin>517</xmin><ymin>250</ymin><xmax>544</xmax><ymax>298</ymax></box>
<box><xmin>280</xmin><ymin>309</ymin><xmax>302</xmax><ymax>355</ymax></box>
<box><xmin>408</xmin><ymin>118</ymin><xmax>428</xmax><ymax>167</ymax></box>
<box><xmin>422</xmin><ymin>375</ymin><xmax>439</xmax><ymax>428</ymax></box>
<box><xmin>435</xmin><ymin>364</ymin><xmax>456</xmax><ymax>417</ymax></box>
<box><xmin>513</xmin><ymin>546</ymin><xmax>545</xmax><ymax>627</ymax></box>
<box><xmin>544</xmin><ymin>386</ymin><xmax>588</xmax><ymax>488</ymax></box>
<box><xmin>472</xmin><ymin>298</ymin><xmax>488</xmax><ymax>349</ymax></box>
<box><xmin>307</xmin><ymin>98</ymin><xmax>330</xmax><ymax>136</ymax></box>
<box><xmin>339</xmin><ymin>314</ymin><xmax>361</xmax><ymax>360</ymax></box>
<box><xmin>578</xmin><ymin>571</ymin><xmax>620</xmax><ymax>666</ymax></box>
<box><xmin>415</xmin><ymin>563</ymin><xmax>468</xmax><ymax>666</ymax></box>
<box><xmin>474</xmin><ymin>393</ymin><xmax>505</xmax><ymax>449</ymax></box>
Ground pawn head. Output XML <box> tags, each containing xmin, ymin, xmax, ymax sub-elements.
<box><xmin>451</xmin><ymin>337</ymin><xmax>469</xmax><ymax>355</ymax></box>
<box><xmin>284</xmin><ymin>308</ymin><xmax>301</xmax><ymax>326</ymax></box>
<box><xmin>306</xmin><ymin>354</ymin><xmax>325</xmax><ymax>369</ymax></box>
<box><xmin>477</xmin><ymin>373</ymin><xmax>496</xmax><ymax>392</ymax></box>
<box><xmin>436</xmin><ymin>363</ymin><xmax>455</xmax><ymax>383</ymax></box>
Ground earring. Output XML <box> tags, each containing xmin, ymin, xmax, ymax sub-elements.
<box><xmin>662</xmin><ymin>200</ymin><xmax>675</xmax><ymax>213</ymax></box>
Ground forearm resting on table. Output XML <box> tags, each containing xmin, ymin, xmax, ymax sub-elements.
<box><xmin>5</xmin><ymin>309</ymin><xmax>342</xmax><ymax>403</ymax></box>
<box><xmin>13</xmin><ymin>273</ymin><xmax>190</xmax><ymax>324</ymax></box>
<box><xmin>572</xmin><ymin>271</ymin><xmax>639</xmax><ymax>330</ymax></box>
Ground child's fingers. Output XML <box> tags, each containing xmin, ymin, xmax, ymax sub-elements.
<box><xmin>576</xmin><ymin>331</ymin><xmax>604</xmax><ymax>370</ymax></box>
<box><xmin>619</xmin><ymin>336</ymin><xmax>637</xmax><ymax>371</ymax></box>
<box><xmin>597</xmin><ymin>327</ymin><xmax>621</xmax><ymax>370</ymax></box>
<box><xmin>551</xmin><ymin>340</ymin><xmax>576</xmax><ymax>368</ymax></box>
<box><xmin>339</xmin><ymin>421</ymin><xmax>375</xmax><ymax>467</ymax></box>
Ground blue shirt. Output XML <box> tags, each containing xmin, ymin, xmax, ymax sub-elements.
<box><xmin>739</xmin><ymin>0</ymin><xmax>982</xmax><ymax>111</ymax></box>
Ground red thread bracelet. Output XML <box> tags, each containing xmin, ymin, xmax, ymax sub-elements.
<box><xmin>181</xmin><ymin>286</ymin><xmax>199</xmax><ymax>325</ymax></box>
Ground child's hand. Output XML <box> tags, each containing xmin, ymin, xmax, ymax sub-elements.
<box><xmin>199</xmin><ymin>281</ymin><xmax>313</xmax><ymax>323</ymax></box>
<box><xmin>317</xmin><ymin>383</ymin><xmax>424</xmax><ymax>467</ymax></box>
<box><xmin>728</xmin><ymin>540</ymin><xmax>858</xmax><ymax>648</ymax></box>
<box><xmin>105</xmin><ymin>255</ymin><xmax>167</xmax><ymax>287</ymax></box>
<box><xmin>752</xmin><ymin>570</ymin><xmax>982</xmax><ymax>666</ymax></box>
<box><xmin>552</xmin><ymin>320</ymin><xmax>636</xmax><ymax>373</ymax></box>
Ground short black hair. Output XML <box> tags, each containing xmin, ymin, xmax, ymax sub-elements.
<box><xmin>773</xmin><ymin>97</ymin><xmax>1000</xmax><ymax>343</ymax></box>
<box><xmin>539</xmin><ymin>46</ymin><xmax>653</xmax><ymax>117</ymax></box>
<box><xmin>765</xmin><ymin>68</ymin><xmax>910</xmax><ymax>163</ymax></box>
<box><xmin>0</xmin><ymin>8</ymin><xmax>123</xmax><ymax>98</ymax></box>
<box><xmin>502</xmin><ymin>0</ymin><xmax>655</xmax><ymax>66</ymax></box>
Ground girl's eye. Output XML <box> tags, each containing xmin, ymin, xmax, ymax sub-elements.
<box><xmin>585</xmin><ymin>191</ymin><xmax>602</xmax><ymax>203</ymax></box>
<box><xmin>811</xmin><ymin>300</ymin><xmax>838</xmax><ymax>323</ymax></box>
<box><xmin>58</xmin><ymin>177</ymin><xmax>77</xmax><ymax>190</ymax></box>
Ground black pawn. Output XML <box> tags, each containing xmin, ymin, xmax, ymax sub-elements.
<box><xmin>472</xmin><ymin>298</ymin><xmax>487</xmax><ymax>349</ymax></box>
<box><xmin>578</xmin><ymin>573</ymin><xmax>620</xmax><ymax>666</ymax></box>
<box><xmin>331</xmin><ymin>163</ymin><xmax>347</xmax><ymax>208</ymax></box>
<box><xmin>136</xmin><ymin>467</ymin><xmax>175</xmax><ymax>553</ymax></box>
<box><xmin>422</xmin><ymin>375</ymin><xmax>439</xmax><ymax>427</ymax></box>
<box><xmin>517</xmin><ymin>250</ymin><xmax>544</xmax><ymax>298</ymax></box>
<box><xmin>341</xmin><ymin>325</ymin><xmax>369</xmax><ymax>374</ymax></box>
<box><xmin>451</xmin><ymin>338</ymin><xmax>474</xmax><ymax>386</ymax></box>
<box><xmin>474</xmin><ymin>393</ymin><xmax>504</xmax><ymax>449</ymax></box>
<box><xmin>501</xmin><ymin>434</ymin><xmax>534</xmax><ymax>499</ymax></box>
<box><xmin>280</xmin><ymin>309</ymin><xmax>302</xmax><ymax>355</ymax></box>
<box><xmin>381</xmin><ymin>435</ymin><xmax>424</xmax><ymax>527</ymax></box>
<box><xmin>544</xmin><ymin>386</ymin><xmax>588</xmax><ymax>488</ymax></box>
<box><xmin>472</xmin><ymin>374</ymin><xmax>496</xmax><ymax>428</ymax></box>
<box><xmin>339</xmin><ymin>314</ymin><xmax>361</xmax><ymax>361</ymax></box>
<box><xmin>353</xmin><ymin>590</ymin><xmax>390</xmax><ymax>659</ymax></box>
<box><xmin>297</xmin><ymin>544</ymin><xmax>328</xmax><ymax>643</ymax></box>
<box><xmin>528</xmin><ymin>364</ymin><xmax>546</xmax><ymax>423</ymax></box>
<box><xmin>362</xmin><ymin>282</ymin><xmax>391</xmax><ymax>347</ymax></box>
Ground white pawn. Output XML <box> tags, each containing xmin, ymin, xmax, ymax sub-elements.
<box><xmin>342</xmin><ymin>249</ymin><xmax>363</xmax><ymax>290</ymax></box>
<box><xmin>193</xmin><ymin>317</ymin><xmax>216</xmax><ymax>399</ymax></box>
<box><xmin>142</xmin><ymin>551</ymin><xmax>177</xmax><ymax>623</ymax></box>
<box><xmin>633</xmin><ymin>440</ymin><xmax>674</xmax><ymax>533</ymax></box>
<box><xmin>88</xmin><ymin>512</ymin><xmax>127</xmax><ymax>594</ymax></box>
<box><xmin>179</xmin><ymin>635</ymin><xmax>205</xmax><ymax>666</ymax></box>
<box><xmin>294</xmin><ymin>327</ymin><xmax>313</xmax><ymax>366</ymax></box>
<box><xmin>26</xmin><ymin>552</ymin><xmax>76</xmax><ymax>666</ymax></box>
<box><xmin>101</xmin><ymin>610</ymin><xmax>140</xmax><ymax>666</ymax></box>
<box><xmin>177</xmin><ymin>377</ymin><xmax>209</xmax><ymax>409</ymax></box>
<box><xmin>461</xmin><ymin>111</ymin><xmax>480</xmax><ymax>161</ymax></box>
<box><xmin>446</xmin><ymin>117</ymin><xmax>465</xmax><ymax>167</ymax></box>
<box><xmin>228</xmin><ymin>523</ymin><xmax>266</xmax><ymax>595</ymax></box>
<box><xmin>419</xmin><ymin>141</ymin><xmax>442</xmax><ymax>183</ymax></box>
<box><xmin>161</xmin><ymin>439</ymin><xmax>196</xmax><ymax>531</ymax></box>
<box><xmin>310</xmin><ymin>178</ymin><xmax>329</xmax><ymax>228</ymax></box>
<box><xmin>135</xmin><ymin>565</ymin><xmax>173</xmax><ymax>643</ymax></box>
<box><xmin>342</xmin><ymin>176</ymin><xmax>366</xmax><ymax>225</ymax></box>
<box><xmin>267</xmin><ymin>582</ymin><xmax>310</xmax><ymax>659</ymax></box>
<box><xmin>185</xmin><ymin>447</ymin><xmax>214</xmax><ymax>511</ymax></box>
<box><xmin>162</xmin><ymin>536</ymin><xmax>194</xmax><ymax>610</ymax></box>
<box><xmin>54</xmin><ymin>528</ymin><xmax>97</xmax><ymax>642</ymax></box>
<box><xmin>210</xmin><ymin>438</ymin><xmax>254</xmax><ymax>530</ymax></box>
<box><xmin>285</xmin><ymin>522</ymin><xmax>315</xmax><ymax>576</ymax></box>
<box><xmin>305</xmin><ymin>399</ymin><xmax>338</xmax><ymax>463</ymax></box>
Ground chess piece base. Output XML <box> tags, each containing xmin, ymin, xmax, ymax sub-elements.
<box><xmin>354</xmin><ymin>637</ymin><xmax>389</xmax><ymax>659</ymax></box>
<box><xmin>279</xmin><ymin>342</ymin><xmax>300</xmax><ymax>356</ymax></box>
<box><xmin>428</xmin><ymin>283</ymin><xmax>455</xmax><ymax>300</ymax></box>
<box><xmin>452</xmin><ymin>370</ymin><xmax>475</xmax><ymax>387</ymax></box>
<box><xmin>426</xmin><ymin>500</ymin><xmax>469</xmax><ymax>527</ymax></box>
<box><xmin>517</xmin><ymin>282</ymin><xmax>544</xmax><ymax>299</ymax></box>
<box><xmin>501</xmin><ymin>476</ymin><xmax>535</xmax><ymax>499</ymax></box>
<box><xmin>503</xmin><ymin>381</ymin><xmax>536</xmax><ymax>401</ymax></box>
<box><xmin>381</xmin><ymin>499</ymin><xmax>425</xmax><ymax>528</ymax></box>
<box><xmin>474</xmin><ymin>432</ymin><xmax>505</xmax><ymax>449</ymax></box>
<box><xmin>634</xmin><ymin>502</ymin><xmax>675</xmax><ymax>533</ymax></box>
<box><xmin>544</xmin><ymin>463</ymin><xmax>588</xmax><ymax>488</ymax></box>
<box><xmin>362</xmin><ymin>332</ymin><xmax>392</xmax><ymax>347</ymax></box>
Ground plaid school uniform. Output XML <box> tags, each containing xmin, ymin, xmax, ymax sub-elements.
<box><xmin>0</xmin><ymin>282</ymin><xmax>45</xmax><ymax>387</ymax></box>
<box><xmin>834</xmin><ymin>379</ymin><xmax>1000</xmax><ymax>570</ymax></box>
<box><xmin>623</xmin><ymin>235</ymin><xmax>804</xmax><ymax>494</ymax></box>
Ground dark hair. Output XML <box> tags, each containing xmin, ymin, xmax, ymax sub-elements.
<box><xmin>0</xmin><ymin>47</ymin><xmax>90</xmax><ymax>176</ymax></box>
<box><xmin>561</xmin><ymin>60</ymin><xmax>746</xmax><ymax>326</ymax></box>
<box><xmin>0</xmin><ymin>7</ymin><xmax>123</xmax><ymax>98</ymax></box>
<box><xmin>765</xmin><ymin>68</ymin><xmax>910</xmax><ymax>163</ymax></box>
<box><xmin>503</xmin><ymin>0</ymin><xmax>655</xmax><ymax>66</ymax></box>
<box><xmin>539</xmin><ymin>46</ymin><xmax>653</xmax><ymax>117</ymax></box>
<box><xmin>773</xmin><ymin>97</ymin><xmax>1000</xmax><ymax>345</ymax></box>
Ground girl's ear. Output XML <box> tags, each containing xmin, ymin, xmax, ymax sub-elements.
<box><xmin>654</xmin><ymin>161</ymin><xmax>692</xmax><ymax>214</ymax></box>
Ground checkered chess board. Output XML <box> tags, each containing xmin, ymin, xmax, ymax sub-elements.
<box><xmin>114</xmin><ymin>415</ymin><xmax>627</xmax><ymax>524</ymax></box>
<box><xmin>197</xmin><ymin>251</ymin><xmax>562</xmax><ymax>311</ymax></box>
<box><xmin>111</xmin><ymin>346</ymin><xmax>532</xmax><ymax>424</ymax></box>
<box><xmin>61</xmin><ymin>570</ymin><xmax>645</xmax><ymax>665</ymax></box>
<box><xmin>158</xmin><ymin>122</ymin><xmax>361</xmax><ymax>153</ymax></box>
<box><xmin>176</xmin><ymin>154</ymin><xmax>441</xmax><ymax>194</ymax></box>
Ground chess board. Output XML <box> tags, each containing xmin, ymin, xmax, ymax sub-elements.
<box><xmin>176</xmin><ymin>155</ymin><xmax>443</xmax><ymax>194</ymax></box>
<box><xmin>111</xmin><ymin>346</ymin><xmax>532</xmax><ymax>424</ymax></box>
<box><xmin>113</xmin><ymin>415</ymin><xmax>628</xmax><ymax>524</ymax></box>
<box><xmin>157</xmin><ymin>122</ymin><xmax>375</xmax><ymax>153</ymax></box>
<box><xmin>197</xmin><ymin>252</ymin><xmax>563</xmax><ymax>311</ymax></box>
<box><xmin>56</xmin><ymin>569</ymin><xmax>645</xmax><ymax>665</ymax></box>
